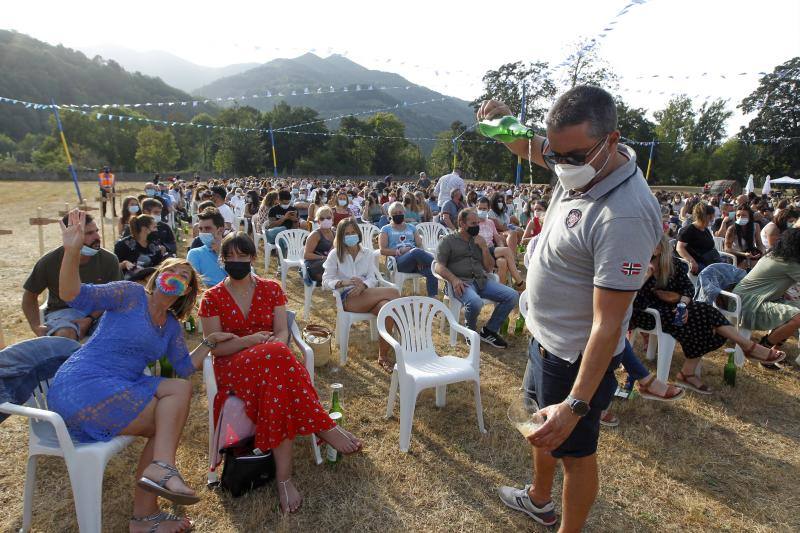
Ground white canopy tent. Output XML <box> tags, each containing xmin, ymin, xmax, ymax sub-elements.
<box><xmin>762</xmin><ymin>175</ymin><xmax>772</xmax><ymax>195</ymax></box>
<box><xmin>769</xmin><ymin>176</ymin><xmax>800</xmax><ymax>185</ymax></box>
<box><xmin>744</xmin><ymin>174</ymin><xmax>755</xmax><ymax>194</ymax></box>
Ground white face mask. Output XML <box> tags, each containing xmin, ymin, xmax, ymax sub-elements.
<box><xmin>280</xmin><ymin>203</ymin><xmax>291</xmax><ymax>209</ymax></box>
<box><xmin>338</xmin><ymin>199</ymin><xmax>348</xmax><ymax>207</ymax></box>
<box><xmin>80</xmin><ymin>245</ymin><xmax>99</xmax><ymax>257</ymax></box>
<box><xmin>497</xmin><ymin>202</ymin><xmax>505</xmax><ymax>210</ymax></box>
<box><xmin>735</xmin><ymin>217</ymin><xmax>749</xmax><ymax>226</ymax></box>
<box><xmin>319</xmin><ymin>219</ymin><xmax>334</xmax><ymax>229</ymax></box>
<box><xmin>477</xmin><ymin>210</ymin><xmax>489</xmax><ymax>219</ymax></box>
<box><xmin>128</xmin><ymin>205</ymin><xmax>140</xmax><ymax>214</ymax></box>
<box><xmin>553</xmin><ymin>136</ymin><xmax>612</xmax><ymax>190</ymax></box>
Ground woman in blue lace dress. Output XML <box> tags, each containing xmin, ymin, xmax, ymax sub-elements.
<box><xmin>48</xmin><ymin>210</ymin><xmax>234</xmax><ymax>533</ymax></box>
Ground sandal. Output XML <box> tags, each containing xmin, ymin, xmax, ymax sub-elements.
<box><xmin>743</xmin><ymin>340</ymin><xmax>786</xmax><ymax>365</ymax></box>
<box><xmin>136</xmin><ymin>461</ymin><xmax>201</xmax><ymax>506</ymax></box>
<box><xmin>130</xmin><ymin>511</ymin><xmax>193</xmax><ymax>533</ymax></box>
<box><xmin>636</xmin><ymin>375</ymin><xmax>685</xmax><ymax>402</ymax></box>
<box><xmin>277</xmin><ymin>478</ymin><xmax>302</xmax><ymax>514</ymax></box>
<box><xmin>600</xmin><ymin>410</ymin><xmax>619</xmax><ymax>427</ymax></box>
<box><xmin>676</xmin><ymin>371</ymin><xmax>713</xmax><ymax>395</ymax></box>
<box><xmin>513</xmin><ymin>280</ymin><xmax>526</xmax><ymax>292</ymax></box>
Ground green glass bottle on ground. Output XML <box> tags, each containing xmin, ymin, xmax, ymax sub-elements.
<box><xmin>477</xmin><ymin>116</ymin><xmax>534</xmax><ymax>143</ymax></box>
<box><xmin>326</xmin><ymin>412</ymin><xmax>343</xmax><ymax>464</ymax></box>
<box><xmin>499</xmin><ymin>317</ymin><xmax>510</xmax><ymax>336</ymax></box>
<box><xmin>158</xmin><ymin>356</ymin><xmax>174</xmax><ymax>378</ymax></box>
<box><xmin>723</xmin><ymin>349</ymin><xmax>736</xmax><ymax>387</ymax></box>
<box><xmin>514</xmin><ymin>314</ymin><xmax>526</xmax><ymax>335</ymax></box>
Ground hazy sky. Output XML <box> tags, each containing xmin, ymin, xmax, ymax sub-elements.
<box><xmin>4</xmin><ymin>0</ymin><xmax>800</xmax><ymax>135</ymax></box>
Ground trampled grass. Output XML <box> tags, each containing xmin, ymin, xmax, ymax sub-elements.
<box><xmin>0</xmin><ymin>181</ymin><xmax>797</xmax><ymax>532</ymax></box>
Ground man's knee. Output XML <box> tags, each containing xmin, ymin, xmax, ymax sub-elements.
<box><xmin>52</xmin><ymin>328</ymin><xmax>78</xmax><ymax>341</ymax></box>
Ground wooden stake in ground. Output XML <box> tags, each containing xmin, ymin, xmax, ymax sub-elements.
<box><xmin>29</xmin><ymin>208</ymin><xmax>61</xmax><ymax>257</ymax></box>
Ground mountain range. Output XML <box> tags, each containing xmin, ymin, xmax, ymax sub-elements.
<box><xmin>1</xmin><ymin>31</ymin><xmax>475</xmax><ymax>145</ymax></box>
<box><xmin>80</xmin><ymin>45</ymin><xmax>258</xmax><ymax>93</ymax></box>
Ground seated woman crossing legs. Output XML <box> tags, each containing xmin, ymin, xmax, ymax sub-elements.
<box><xmin>200</xmin><ymin>232</ymin><xmax>363</xmax><ymax>514</ymax></box>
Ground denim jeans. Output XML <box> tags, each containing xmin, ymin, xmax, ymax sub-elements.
<box><xmin>396</xmin><ymin>248</ymin><xmax>438</xmax><ymax>297</ymax></box>
<box><xmin>266</xmin><ymin>226</ymin><xmax>286</xmax><ymax>244</ymax></box>
<box><xmin>620</xmin><ymin>338</ymin><xmax>649</xmax><ymax>389</ymax></box>
<box><xmin>453</xmin><ymin>278</ymin><xmax>519</xmax><ymax>333</ymax></box>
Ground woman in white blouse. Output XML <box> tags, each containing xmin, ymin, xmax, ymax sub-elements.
<box><xmin>322</xmin><ymin>217</ymin><xmax>400</xmax><ymax>371</ymax></box>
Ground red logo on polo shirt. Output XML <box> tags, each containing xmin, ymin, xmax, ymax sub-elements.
<box><xmin>621</xmin><ymin>262</ymin><xmax>642</xmax><ymax>276</ymax></box>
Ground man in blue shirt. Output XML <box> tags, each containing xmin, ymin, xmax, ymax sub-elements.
<box><xmin>187</xmin><ymin>208</ymin><xmax>227</xmax><ymax>287</ymax></box>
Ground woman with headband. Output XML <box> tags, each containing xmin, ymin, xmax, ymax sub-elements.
<box><xmin>48</xmin><ymin>210</ymin><xmax>234</xmax><ymax>533</ymax></box>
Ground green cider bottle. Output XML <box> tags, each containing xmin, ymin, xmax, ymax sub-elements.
<box><xmin>514</xmin><ymin>314</ymin><xmax>526</xmax><ymax>335</ymax></box>
<box><xmin>477</xmin><ymin>116</ymin><xmax>534</xmax><ymax>144</ymax></box>
<box><xmin>159</xmin><ymin>356</ymin><xmax>175</xmax><ymax>378</ymax></box>
<box><xmin>326</xmin><ymin>383</ymin><xmax>344</xmax><ymax>464</ymax></box>
<box><xmin>723</xmin><ymin>350</ymin><xmax>736</xmax><ymax>387</ymax></box>
<box><xmin>499</xmin><ymin>317</ymin><xmax>510</xmax><ymax>336</ymax></box>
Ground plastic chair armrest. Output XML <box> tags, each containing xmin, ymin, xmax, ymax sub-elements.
<box><xmin>0</xmin><ymin>402</ymin><xmax>76</xmax><ymax>453</ymax></box>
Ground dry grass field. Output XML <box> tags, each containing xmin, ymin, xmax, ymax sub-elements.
<box><xmin>0</xmin><ymin>181</ymin><xmax>798</xmax><ymax>532</ymax></box>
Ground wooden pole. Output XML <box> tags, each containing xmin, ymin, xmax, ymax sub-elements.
<box><xmin>36</xmin><ymin>207</ymin><xmax>44</xmax><ymax>257</ymax></box>
<box><xmin>0</xmin><ymin>228</ymin><xmax>10</xmax><ymax>349</ymax></box>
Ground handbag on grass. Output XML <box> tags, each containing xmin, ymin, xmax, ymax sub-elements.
<box><xmin>219</xmin><ymin>437</ymin><xmax>276</xmax><ymax>497</ymax></box>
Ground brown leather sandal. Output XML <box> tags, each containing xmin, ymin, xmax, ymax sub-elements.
<box><xmin>636</xmin><ymin>375</ymin><xmax>685</xmax><ymax>402</ymax></box>
<box><xmin>743</xmin><ymin>341</ymin><xmax>786</xmax><ymax>364</ymax></box>
<box><xmin>676</xmin><ymin>371</ymin><xmax>712</xmax><ymax>395</ymax></box>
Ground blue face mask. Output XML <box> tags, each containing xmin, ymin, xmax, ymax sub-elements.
<box><xmin>145</xmin><ymin>189</ymin><xmax>156</xmax><ymax>197</ymax></box>
<box><xmin>199</xmin><ymin>232</ymin><xmax>215</xmax><ymax>247</ymax></box>
<box><xmin>344</xmin><ymin>234</ymin><xmax>360</xmax><ymax>247</ymax></box>
<box><xmin>80</xmin><ymin>245</ymin><xmax>99</xmax><ymax>257</ymax></box>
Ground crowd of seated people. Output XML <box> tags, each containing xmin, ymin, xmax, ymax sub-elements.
<box><xmin>10</xmin><ymin>170</ymin><xmax>800</xmax><ymax>531</ymax></box>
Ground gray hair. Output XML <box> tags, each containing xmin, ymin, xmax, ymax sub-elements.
<box><xmin>458</xmin><ymin>207</ymin><xmax>477</xmax><ymax>225</ymax></box>
<box><xmin>546</xmin><ymin>85</ymin><xmax>618</xmax><ymax>139</ymax></box>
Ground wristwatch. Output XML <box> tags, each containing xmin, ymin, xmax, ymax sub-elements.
<box><xmin>565</xmin><ymin>395</ymin><xmax>590</xmax><ymax>417</ymax></box>
<box><xmin>201</xmin><ymin>338</ymin><xmax>217</xmax><ymax>349</ymax></box>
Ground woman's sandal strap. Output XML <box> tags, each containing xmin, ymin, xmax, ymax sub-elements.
<box><xmin>150</xmin><ymin>461</ymin><xmax>182</xmax><ymax>488</ymax></box>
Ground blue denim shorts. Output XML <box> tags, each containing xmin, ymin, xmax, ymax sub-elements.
<box><xmin>44</xmin><ymin>308</ymin><xmax>87</xmax><ymax>336</ymax></box>
<box><xmin>523</xmin><ymin>338</ymin><xmax>621</xmax><ymax>458</ymax></box>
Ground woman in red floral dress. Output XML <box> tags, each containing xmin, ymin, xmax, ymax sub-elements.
<box><xmin>199</xmin><ymin>232</ymin><xmax>362</xmax><ymax>513</ymax></box>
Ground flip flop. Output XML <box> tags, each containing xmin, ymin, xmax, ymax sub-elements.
<box><xmin>136</xmin><ymin>461</ymin><xmax>201</xmax><ymax>506</ymax></box>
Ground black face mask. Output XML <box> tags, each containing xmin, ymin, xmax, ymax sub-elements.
<box><xmin>224</xmin><ymin>261</ymin><xmax>251</xmax><ymax>280</ymax></box>
<box><xmin>146</xmin><ymin>232</ymin><xmax>159</xmax><ymax>243</ymax></box>
<box><xmin>392</xmin><ymin>214</ymin><xmax>405</xmax><ymax>224</ymax></box>
<box><xmin>466</xmin><ymin>225</ymin><xmax>480</xmax><ymax>237</ymax></box>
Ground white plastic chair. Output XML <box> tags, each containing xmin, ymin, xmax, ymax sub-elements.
<box><xmin>378</xmin><ymin>296</ymin><xmax>486</xmax><ymax>452</ymax></box>
<box><xmin>432</xmin><ymin>260</ymin><xmax>498</xmax><ymax>346</ymax></box>
<box><xmin>333</xmin><ymin>271</ymin><xmax>398</xmax><ymax>366</ymax></box>
<box><xmin>631</xmin><ymin>308</ymin><xmax>677</xmax><ymax>383</ymax></box>
<box><xmin>713</xmin><ymin>290</ymin><xmax>748</xmax><ymax>368</ymax></box>
<box><xmin>203</xmin><ymin>310</ymin><xmax>322</xmax><ymax>486</ymax></box>
<box><xmin>0</xmin><ymin>380</ymin><xmax>135</xmax><ymax>533</ymax></box>
<box><xmin>358</xmin><ymin>223</ymin><xmax>381</xmax><ymax>266</ymax></box>
<box><xmin>251</xmin><ymin>213</ymin><xmax>263</xmax><ymax>251</ymax></box>
<box><xmin>415</xmin><ymin>222</ymin><xmax>448</xmax><ymax>254</ymax></box>
<box><xmin>233</xmin><ymin>203</ymin><xmax>251</xmax><ymax>234</ymax></box>
<box><xmin>276</xmin><ymin>229</ymin><xmax>310</xmax><ymax>290</ymax></box>
<box><xmin>385</xmin><ymin>255</ymin><xmax>424</xmax><ymax>295</ymax></box>
<box><xmin>713</xmin><ymin>236</ymin><xmax>725</xmax><ymax>251</ymax></box>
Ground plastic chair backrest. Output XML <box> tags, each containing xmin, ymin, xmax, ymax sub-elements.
<box><xmin>276</xmin><ymin>229</ymin><xmax>309</xmax><ymax>262</ymax></box>
<box><xmin>358</xmin><ymin>223</ymin><xmax>379</xmax><ymax>250</ymax></box>
<box><xmin>380</xmin><ymin>296</ymin><xmax>449</xmax><ymax>357</ymax></box>
<box><xmin>713</xmin><ymin>236</ymin><xmax>724</xmax><ymax>251</ymax></box>
<box><xmin>416</xmin><ymin>222</ymin><xmax>447</xmax><ymax>251</ymax></box>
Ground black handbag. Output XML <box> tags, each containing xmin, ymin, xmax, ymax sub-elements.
<box><xmin>219</xmin><ymin>437</ymin><xmax>276</xmax><ymax>498</ymax></box>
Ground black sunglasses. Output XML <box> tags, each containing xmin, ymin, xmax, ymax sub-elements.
<box><xmin>543</xmin><ymin>136</ymin><xmax>607</xmax><ymax>167</ymax></box>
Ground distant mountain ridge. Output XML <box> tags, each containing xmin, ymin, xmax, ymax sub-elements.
<box><xmin>195</xmin><ymin>52</ymin><xmax>475</xmax><ymax>141</ymax></box>
<box><xmin>80</xmin><ymin>45</ymin><xmax>258</xmax><ymax>93</ymax></box>
<box><xmin>0</xmin><ymin>30</ymin><xmax>205</xmax><ymax>140</ymax></box>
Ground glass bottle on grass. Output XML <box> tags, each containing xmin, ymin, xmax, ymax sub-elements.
<box><xmin>514</xmin><ymin>314</ymin><xmax>526</xmax><ymax>335</ymax></box>
<box><xmin>326</xmin><ymin>412</ymin><xmax>343</xmax><ymax>464</ymax></box>
<box><xmin>723</xmin><ymin>348</ymin><xmax>736</xmax><ymax>387</ymax></box>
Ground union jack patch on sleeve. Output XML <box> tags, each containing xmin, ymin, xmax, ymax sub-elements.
<box><xmin>621</xmin><ymin>262</ymin><xmax>642</xmax><ymax>276</ymax></box>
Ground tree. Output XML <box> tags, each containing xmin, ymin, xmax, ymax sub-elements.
<box><xmin>135</xmin><ymin>127</ymin><xmax>180</xmax><ymax>172</ymax></box>
<box><xmin>690</xmin><ymin>99</ymin><xmax>732</xmax><ymax>153</ymax></box>
<box><xmin>213</xmin><ymin>106</ymin><xmax>264</xmax><ymax>176</ymax></box>
<box><xmin>615</xmin><ymin>98</ymin><xmax>657</xmax><ymax>172</ymax></box>
<box><xmin>261</xmin><ymin>102</ymin><xmax>328</xmax><ymax>173</ymax></box>
<box><xmin>561</xmin><ymin>39</ymin><xmax>620</xmax><ymax>92</ymax></box>
<box><xmin>471</xmin><ymin>61</ymin><xmax>557</xmax><ymax>127</ymax></box>
<box><xmin>739</xmin><ymin>57</ymin><xmax>800</xmax><ymax>176</ymax></box>
<box><xmin>0</xmin><ymin>133</ymin><xmax>15</xmax><ymax>156</ymax></box>
<box><xmin>652</xmin><ymin>96</ymin><xmax>695</xmax><ymax>183</ymax></box>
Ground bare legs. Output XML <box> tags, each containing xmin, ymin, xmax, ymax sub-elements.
<box><xmin>343</xmin><ymin>287</ymin><xmax>400</xmax><ymax>363</ymax></box>
<box><xmin>530</xmin><ymin>447</ymin><xmax>598</xmax><ymax>533</ymax></box>
<box><xmin>760</xmin><ymin>313</ymin><xmax>800</xmax><ymax>346</ymax></box>
<box><xmin>121</xmin><ymin>379</ymin><xmax>193</xmax><ymax>532</ymax></box>
<box><xmin>493</xmin><ymin>246</ymin><xmax>524</xmax><ymax>286</ymax></box>
<box><xmin>715</xmin><ymin>324</ymin><xmax>785</xmax><ymax>360</ymax></box>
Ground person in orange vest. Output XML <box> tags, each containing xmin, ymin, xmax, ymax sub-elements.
<box><xmin>98</xmin><ymin>166</ymin><xmax>117</xmax><ymax>218</ymax></box>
